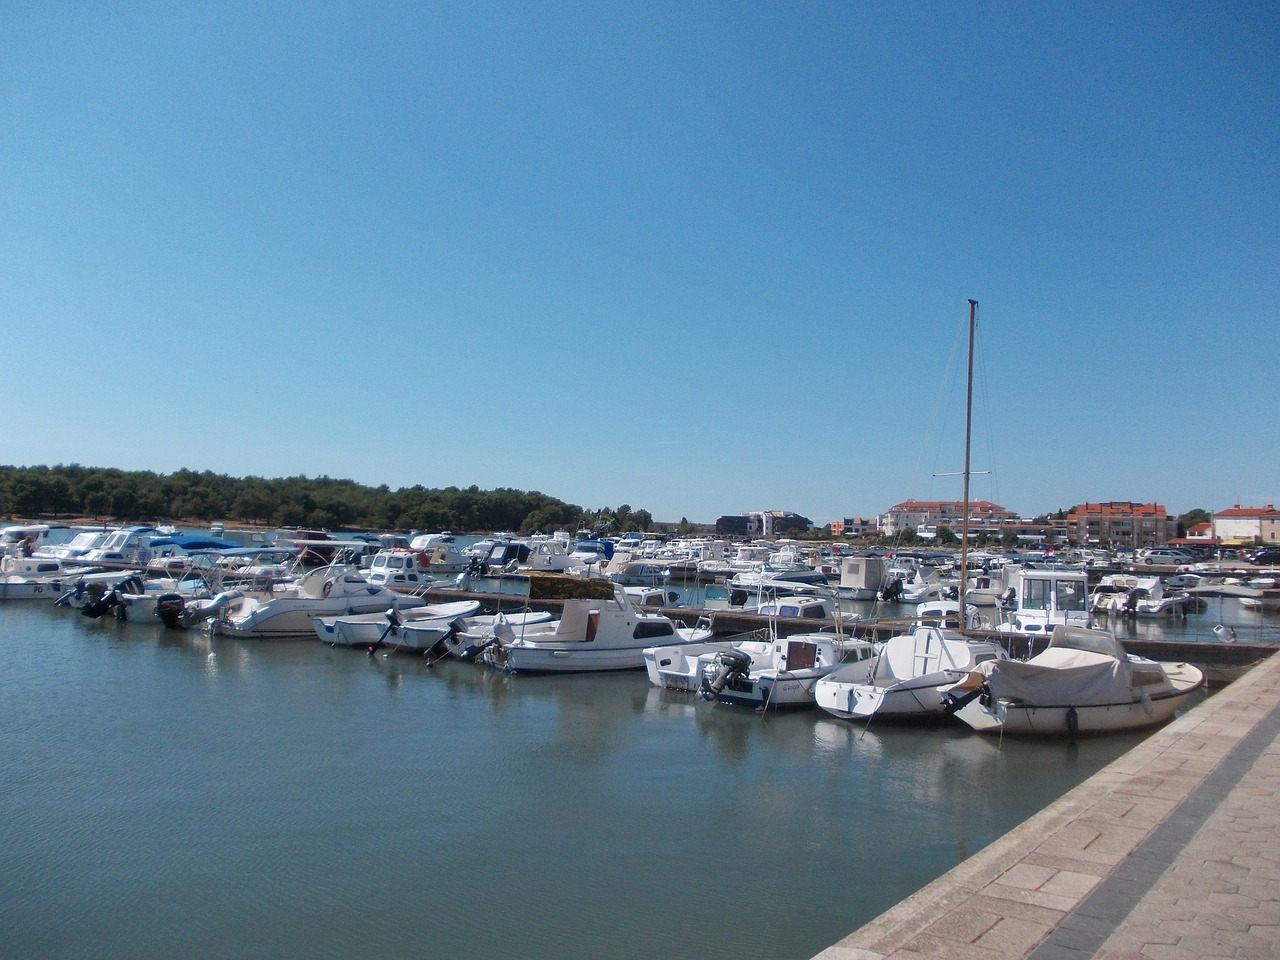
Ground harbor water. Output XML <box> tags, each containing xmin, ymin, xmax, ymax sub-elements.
<box><xmin>6</xmin><ymin>595</ymin><xmax>1257</xmax><ymax>960</ymax></box>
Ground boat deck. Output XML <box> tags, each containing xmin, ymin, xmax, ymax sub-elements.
<box><xmin>812</xmin><ymin>649</ymin><xmax>1280</xmax><ymax>960</ymax></box>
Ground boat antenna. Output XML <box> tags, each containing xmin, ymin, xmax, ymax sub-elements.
<box><xmin>959</xmin><ymin>299</ymin><xmax>977</xmax><ymax>633</ymax></box>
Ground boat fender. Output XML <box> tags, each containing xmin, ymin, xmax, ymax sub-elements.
<box><xmin>322</xmin><ymin>580</ymin><xmax>333</xmax><ymax>599</ymax></box>
<box><xmin>1066</xmin><ymin>706</ymin><xmax>1079</xmax><ymax>735</ymax></box>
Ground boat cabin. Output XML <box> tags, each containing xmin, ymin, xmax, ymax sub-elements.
<box><xmin>366</xmin><ymin>550</ymin><xmax>433</xmax><ymax>589</ymax></box>
<box><xmin>999</xmin><ymin>566</ymin><xmax>1091</xmax><ymax>634</ymax></box>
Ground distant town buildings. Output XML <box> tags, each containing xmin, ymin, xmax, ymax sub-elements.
<box><xmin>721</xmin><ymin>499</ymin><xmax>1280</xmax><ymax>550</ymax></box>
<box><xmin>1212</xmin><ymin>505</ymin><xmax>1280</xmax><ymax>545</ymax></box>
<box><xmin>830</xmin><ymin>517</ymin><xmax>878</xmax><ymax>538</ymax></box>
<box><xmin>715</xmin><ymin>510</ymin><xmax>813</xmax><ymax>537</ymax></box>
<box><xmin>878</xmin><ymin>500</ymin><xmax>1018</xmax><ymax>539</ymax></box>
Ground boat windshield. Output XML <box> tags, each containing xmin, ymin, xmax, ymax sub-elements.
<box><xmin>1056</xmin><ymin>579</ymin><xmax>1087</xmax><ymax>611</ymax></box>
<box><xmin>1022</xmin><ymin>576</ymin><xmax>1088</xmax><ymax>612</ymax></box>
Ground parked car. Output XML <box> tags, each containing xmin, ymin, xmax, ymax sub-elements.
<box><xmin>1248</xmin><ymin>547</ymin><xmax>1280</xmax><ymax>566</ymax></box>
<box><xmin>1138</xmin><ymin>548</ymin><xmax>1194</xmax><ymax>566</ymax></box>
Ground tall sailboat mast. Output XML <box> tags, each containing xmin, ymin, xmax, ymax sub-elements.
<box><xmin>958</xmin><ymin>299</ymin><xmax>977</xmax><ymax>632</ymax></box>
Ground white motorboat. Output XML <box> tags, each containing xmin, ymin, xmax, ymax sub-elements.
<box><xmin>837</xmin><ymin>555</ymin><xmax>888</xmax><ymax>601</ymax></box>
<box><xmin>0</xmin><ymin>523</ymin><xmax>60</xmax><ymax>559</ymax></box>
<box><xmin>963</xmin><ymin>570</ymin><xmax>1004</xmax><ymax>607</ymax></box>
<box><xmin>948</xmin><ymin>625</ymin><xmax>1205</xmax><ymax>735</ymax></box>
<box><xmin>1</xmin><ymin>555</ymin><xmax>127</xmax><ymax>601</ymax></box>
<box><xmin>406</xmin><ymin>534</ymin><xmax>470</xmax><ymax>575</ymax></box>
<box><xmin>813</xmin><ymin>625</ymin><xmax>1010</xmax><ymax>721</ymax></box>
<box><xmin>996</xmin><ymin>565</ymin><xmax>1092</xmax><ymax>635</ymax></box>
<box><xmin>212</xmin><ymin>566</ymin><xmax>423</xmax><ymax>639</ymax></box>
<box><xmin>312</xmin><ymin>599</ymin><xmax>482</xmax><ymax>648</ymax></box>
<box><xmin>440</xmin><ymin>610</ymin><xmax>557</xmax><ymax>660</ymax></box>
<box><xmin>363</xmin><ymin>548</ymin><xmax>438</xmax><ymax>591</ymax></box>
<box><xmin>76</xmin><ymin>526</ymin><xmax>162</xmax><ymax>567</ymax></box>
<box><xmin>644</xmin><ymin>635</ymin><xmax>774</xmax><ymax>694</ymax></box>
<box><xmin>623</xmin><ymin>585</ymin><xmax>680</xmax><ymax>607</ymax></box>
<box><xmin>914</xmin><ymin>598</ymin><xmax>984</xmax><ymax>630</ymax></box>
<box><xmin>609</xmin><ymin>560</ymin><xmax>673</xmax><ymax>587</ymax></box>
<box><xmin>1090</xmin><ymin>575</ymin><xmax>1190</xmax><ymax>618</ymax></box>
<box><xmin>724</xmin><ymin>564</ymin><xmax>830</xmax><ymax>599</ymax></box>
<box><xmin>478</xmin><ymin>581</ymin><xmax>709</xmax><ymax>673</ymax></box>
<box><xmin>696</xmin><ymin>634</ymin><xmax>879</xmax><ymax>710</ymax></box>
<box><xmin>744</xmin><ymin>594</ymin><xmax>860</xmax><ymax>624</ymax></box>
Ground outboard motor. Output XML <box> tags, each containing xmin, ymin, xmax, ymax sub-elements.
<box><xmin>178</xmin><ymin>590</ymin><xmax>244</xmax><ymax>628</ymax></box>
<box><xmin>699</xmin><ymin>649</ymin><xmax>753</xmax><ymax>700</ymax></box>
<box><xmin>156</xmin><ymin>593</ymin><xmax>186</xmax><ymax>629</ymax></box>
<box><xmin>880</xmin><ymin>578</ymin><xmax>904</xmax><ymax>603</ymax></box>
<box><xmin>728</xmin><ymin>588</ymin><xmax>749</xmax><ymax>608</ymax></box>
<box><xmin>81</xmin><ymin>587</ymin><xmax>125</xmax><ymax>620</ymax></box>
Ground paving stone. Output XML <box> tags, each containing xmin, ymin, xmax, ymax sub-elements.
<box><xmin>809</xmin><ymin>652</ymin><xmax>1280</xmax><ymax>960</ymax></box>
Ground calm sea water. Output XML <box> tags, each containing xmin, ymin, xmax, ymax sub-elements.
<box><xmin>4</xmin><ymin>590</ymin><xmax>1237</xmax><ymax>960</ymax></box>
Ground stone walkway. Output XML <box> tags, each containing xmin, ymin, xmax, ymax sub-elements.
<box><xmin>813</xmin><ymin>651</ymin><xmax>1280</xmax><ymax>960</ymax></box>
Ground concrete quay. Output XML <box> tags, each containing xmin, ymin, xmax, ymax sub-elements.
<box><xmin>813</xmin><ymin>650</ymin><xmax>1280</xmax><ymax>960</ymax></box>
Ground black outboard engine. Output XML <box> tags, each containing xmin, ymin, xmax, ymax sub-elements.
<box><xmin>81</xmin><ymin>587</ymin><xmax>124</xmax><ymax>620</ymax></box>
<box><xmin>728</xmin><ymin>588</ymin><xmax>749</xmax><ymax>607</ymax></box>
<box><xmin>156</xmin><ymin>594</ymin><xmax>186</xmax><ymax>629</ymax></box>
<box><xmin>880</xmin><ymin>578</ymin><xmax>904</xmax><ymax>603</ymax></box>
<box><xmin>699</xmin><ymin>649</ymin><xmax>753</xmax><ymax>700</ymax></box>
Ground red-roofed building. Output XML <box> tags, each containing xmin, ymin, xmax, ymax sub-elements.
<box><xmin>1067</xmin><ymin>502</ymin><xmax>1170</xmax><ymax>549</ymax></box>
<box><xmin>1213</xmin><ymin>505</ymin><xmax>1280</xmax><ymax>545</ymax></box>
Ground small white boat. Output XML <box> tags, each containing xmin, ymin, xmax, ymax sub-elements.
<box><xmin>915</xmin><ymin>598</ymin><xmax>984</xmax><ymax>630</ymax></box>
<box><xmin>948</xmin><ymin>625</ymin><xmax>1205</xmax><ymax>735</ymax></box>
<box><xmin>406</xmin><ymin>534</ymin><xmax>471</xmax><ymax>575</ymax></box>
<box><xmin>213</xmin><ymin>566</ymin><xmax>423</xmax><ymax>639</ymax></box>
<box><xmin>644</xmin><ymin>635</ymin><xmax>773</xmax><ymax>694</ymax></box>
<box><xmin>478</xmin><ymin>582</ymin><xmax>709</xmax><ymax>673</ymax></box>
<box><xmin>836</xmin><ymin>554</ymin><xmax>888</xmax><ymax>601</ymax></box>
<box><xmin>363</xmin><ymin>548</ymin><xmax>438</xmax><ymax>591</ymax></box>
<box><xmin>623</xmin><ymin>585</ymin><xmax>680</xmax><ymax>607</ymax></box>
<box><xmin>697</xmin><ymin>634</ymin><xmax>879</xmax><ymax>710</ymax></box>
<box><xmin>312</xmin><ymin>599</ymin><xmax>482</xmax><ymax>648</ymax></box>
<box><xmin>814</xmin><ymin>625</ymin><xmax>1010</xmax><ymax>722</ymax></box>
<box><xmin>1</xmin><ymin>556</ymin><xmax>121</xmax><ymax>601</ymax></box>
<box><xmin>1090</xmin><ymin>575</ymin><xmax>1190</xmax><ymax>618</ymax></box>
<box><xmin>440</xmin><ymin>610</ymin><xmax>557</xmax><ymax>660</ymax></box>
<box><xmin>744</xmin><ymin>594</ymin><xmax>860</xmax><ymax>624</ymax></box>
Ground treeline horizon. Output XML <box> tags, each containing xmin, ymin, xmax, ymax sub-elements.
<box><xmin>0</xmin><ymin>464</ymin><xmax>667</xmax><ymax>536</ymax></box>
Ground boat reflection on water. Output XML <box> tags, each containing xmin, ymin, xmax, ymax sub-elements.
<box><xmin>2</xmin><ymin>596</ymin><xmax>1268</xmax><ymax>960</ymax></box>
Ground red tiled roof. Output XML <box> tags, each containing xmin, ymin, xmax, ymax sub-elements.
<box><xmin>1215</xmin><ymin>505</ymin><xmax>1280</xmax><ymax>518</ymax></box>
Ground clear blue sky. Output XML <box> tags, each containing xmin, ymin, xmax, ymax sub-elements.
<box><xmin>3</xmin><ymin>2</ymin><xmax>1277</xmax><ymax>525</ymax></box>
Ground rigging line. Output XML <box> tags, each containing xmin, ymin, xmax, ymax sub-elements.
<box><xmin>904</xmin><ymin>313</ymin><xmax>969</xmax><ymax>503</ymax></box>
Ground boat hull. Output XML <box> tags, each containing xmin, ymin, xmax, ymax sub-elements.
<box><xmin>955</xmin><ymin>665</ymin><xmax>1205</xmax><ymax>735</ymax></box>
<box><xmin>815</xmin><ymin>672</ymin><xmax>961</xmax><ymax>720</ymax></box>
<box><xmin>485</xmin><ymin>638</ymin><xmax>695</xmax><ymax>674</ymax></box>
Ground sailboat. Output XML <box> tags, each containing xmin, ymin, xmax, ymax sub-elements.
<box><xmin>815</xmin><ymin>300</ymin><xmax>1010</xmax><ymax>722</ymax></box>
